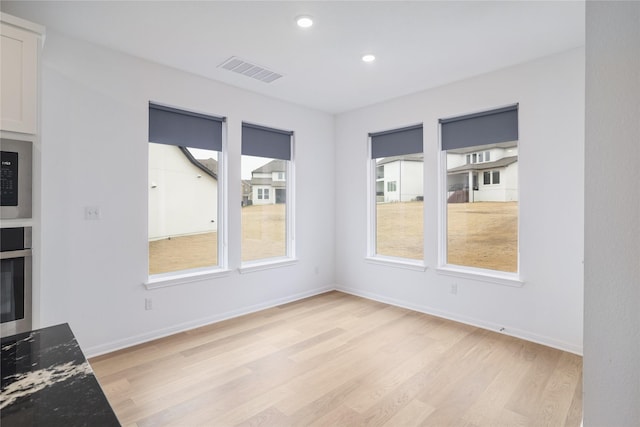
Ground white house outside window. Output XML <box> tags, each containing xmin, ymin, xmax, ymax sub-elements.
<box><xmin>147</xmin><ymin>103</ymin><xmax>226</xmax><ymax>276</ymax></box>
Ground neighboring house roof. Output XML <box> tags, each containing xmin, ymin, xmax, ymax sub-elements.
<box><xmin>447</xmin><ymin>155</ymin><xmax>518</xmax><ymax>174</ymax></box>
<box><xmin>252</xmin><ymin>159</ymin><xmax>286</xmax><ymax>174</ymax></box>
<box><xmin>251</xmin><ymin>178</ymin><xmax>285</xmax><ymax>188</ymax></box>
<box><xmin>197</xmin><ymin>158</ymin><xmax>219</xmax><ymax>176</ymax></box>
<box><xmin>251</xmin><ymin>178</ymin><xmax>274</xmax><ymax>185</ymax></box>
<box><xmin>250</xmin><ymin>159</ymin><xmax>286</xmax><ymax>187</ymax></box>
<box><xmin>376</xmin><ymin>153</ymin><xmax>424</xmax><ymax>166</ymax></box>
<box><xmin>178</xmin><ymin>146</ymin><xmax>217</xmax><ymax>179</ymax></box>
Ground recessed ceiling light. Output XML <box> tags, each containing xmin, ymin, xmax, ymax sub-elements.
<box><xmin>296</xmin><ymin>16</ymin><xmax>313</xmax><ymax>28</ymax></box>
<box><xmin>362</xmin><ymin>54</ymin><xmax>376</xmax><ymax>63</ymax></box>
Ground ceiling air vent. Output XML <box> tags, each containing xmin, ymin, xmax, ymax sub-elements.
<box><xmin>218</xmin><ymin>56</ymin><xmax>283</xmax><ymax>83</ymax></box>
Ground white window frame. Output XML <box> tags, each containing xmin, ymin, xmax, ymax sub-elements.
<box><xmin>366</xmin><ymin>134</ymin><xmax>426</xmax><ymax>272</ymax></box>
<box><xmin>145</xmin><ymin>113</ymin><xmax>229</xmax><ymax>289</ymax></box>
<box><xmin>436</xmin><ymin>122</ymin><xmax>522</xmax><ymax>287</ymax></box>
<box><xmin>239</xmin><ymin>132</ymin><xmax>296</xmax><ymax>273</ymax></box>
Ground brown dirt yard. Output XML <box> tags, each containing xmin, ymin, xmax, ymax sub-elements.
<box><xmin>150</xmin><ymin>202</ymin><xmax>517</xmax><ymax>275</ymax></box>
<box><xmin>149</xmin><ymin>204</ymin><xmax>285</xmax><ymax>275</ymax></box>
<box><xmin>377</xmin><ymin>201</ymin><xmax>517</xmax><ymax>272</ymax></box>
<box><xmin>447</xmin><ymin>201</ymin><xmax>518</xmax><ymax>272</ymax></box>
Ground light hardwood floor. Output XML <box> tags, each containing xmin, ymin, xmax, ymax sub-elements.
<box><xmin>90</xmin><ymin>291</ymin><xmax>582</xmax><ymax>426</ymax></box>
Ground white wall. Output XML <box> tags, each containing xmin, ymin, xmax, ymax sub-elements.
<box><xmin>474</xmin><ymin>163</ymin><xmax>518</xmax><ymax>202</ymax></box>
<box><xmin>584</xmin><ymin>1</ymin><xmax>640</xmax><ymax>425</ymax></box>
<box><xmin>38</xmin><ymin>31</ymin><xmax>335</xmax><ymax>355</ymax></box>
<box><xmin>399</xmin><ymin>160</ymin><xmax>423</xmax><ymax>202</ymax></box>
<box><xmin>381</xmin><ymin>160</ymin><xmax>423</xmax><ymax>202</ymax></box>
<box><xmin>335</xmin><ymin>48</ymin><xmax>585</xmax><ymax>353</ymax></box>
<box><xmin>148</xmin><ymin>144</ymin><xmax>218</xmax><ymax>239</ymax></box>
<box><xmin>382</xmin><ymin>161</ymin><xmax>400</xmax><ymax>202</ymax></box>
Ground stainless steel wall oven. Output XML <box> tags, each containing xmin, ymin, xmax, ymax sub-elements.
<box><xmin>1</xmin><ymin>227</ymin><xmax>32</xmax><ymax>336</ymax></box>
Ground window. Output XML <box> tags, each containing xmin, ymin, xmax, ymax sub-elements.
<box><xmin>148</xmin><ymin>103</ymin><xmax>225</xmax><ymax>276</ymax></box>
<box><xmin>241</xmin><ymin>123</ymin><xmax>293</xmax><ymax>263</ymax></box>
<box><xmin>483</xmin><ymin>171</ymin><xmax>491</xmax><ymax>185</ymax></box>
<box><xmin>483</xmin><ymin>170</ymin><xmax>501</xmax><ymax>185</ymax></box>
<box><xmin>369</xmin><ymin>124</ymin><xmax>424</xmax><ymax>262</ymax></box>
<box><xmin>440</xmin><ymin>104</ymin><xmax>518</xmax><ymax>273</ymax></box>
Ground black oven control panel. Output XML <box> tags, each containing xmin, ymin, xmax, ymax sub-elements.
<box><xmin>1</xmin><ymin>151</ymin><xmax>19</xmax><ymax>207</ymax></box>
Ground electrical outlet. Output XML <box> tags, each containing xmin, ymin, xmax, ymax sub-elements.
<box><xmin>145</xmin><ymin>298</ymin><xmax>153</xmax><ymax>311</ymax></box>
<box><xmin>450</xmin><ymin>283</ymin><xmax>458</xmax><ymax>295</ymax></box>
<box><xmin>84</xmin><ymin>206</ymin><xmax>101</xmax><ymax>220</ymax></box>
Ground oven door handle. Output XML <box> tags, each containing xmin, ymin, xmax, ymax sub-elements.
<box><xmin>0</xmin><ymin>249</ymin><xmax>32</xmax><ymax>259</ymax></box>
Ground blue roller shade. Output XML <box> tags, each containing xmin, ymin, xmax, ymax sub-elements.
<box><xmin>149</xmin><ymin>103</ymin><xmax>224</xmax><ymax>151</ymax></box>
<box><xmin>440</xmin><ymin>104</ymin><xmax>518</xmax><ymax>151</ymax></box>
<box><xmin>370</xmin><ymin>124</ymin><xmax>423</xmax><ymax>159</ymax></box>
<box><xmin>242</xmin><ymin>123</ymin><xmax>293</xmax><ymax>160</ymax></box>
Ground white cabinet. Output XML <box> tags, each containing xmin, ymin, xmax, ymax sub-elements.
<box><xmin>1</xmin><ymin>14</ymin><xmax>44</xmax><ymax>134</ymax></box>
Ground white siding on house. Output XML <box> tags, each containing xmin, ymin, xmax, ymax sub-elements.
<box><xmin>382</xmin><ymin>161</ymin><xmax>400</xmax><ymax>202</ymax></box>
<box><xmin>399</xmin><ymin>161</ymin><xmax>423</xmax><ymax>202</ymax></box>
<box><xmin>148</xmin><ymin>144</ymin><xmax>218</xmax><ymax>240</ymax></box>
<box><xmin>252</xmin><ymin>185</ymin><xmax>272</xmax><ymax>205</ymax></box>
<box><xmin>474</xmin><ymin>163</ymin><xmax>518</xmax><ymax>202</ymax></box>
<box><xmin>380</xmin><ymin>159</ymin><xmax>423</xmax><ymax>202</ymax></box>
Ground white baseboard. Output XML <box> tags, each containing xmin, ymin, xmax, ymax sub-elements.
<box><xmin>85</xmin><ymin>283</ymin><xmax>582</xmax><ymax>358</ymax></box>
<box><xmin>336</xmin><ymin>285</ymin><xmax>583</xmax><ymax>356</ymax></box>
<box><xmin>84</xmin><ymin>285</ymin><xmax>336</xmax><ymax>358</ymax></box>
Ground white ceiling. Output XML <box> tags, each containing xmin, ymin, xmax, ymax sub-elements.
<box><xmin>1</xmin><ymin>1</ymin><xmax>585</xmax><ymax>114</ymax></box>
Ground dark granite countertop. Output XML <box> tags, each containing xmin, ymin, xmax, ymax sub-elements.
<box><xmin>1</xmin><ymin>323</ymin><xmax>120</xmax><ymax>426</ymax></box>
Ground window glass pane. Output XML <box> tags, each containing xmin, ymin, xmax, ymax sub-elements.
<box><xmin>149</xmin><ymin>144</ymin><xmax>219</xmax><ymax>274</ymax></box>
<box><xmin>375</xmin><ymin>154</ymin><xmax>424</xmax><ymax>260</ymax></box>
<box><xmin>242</xmin><ymin>155</ymin><xmax>287</xmax><ymax>262</ymax></box>
<box><xmin>445</xmin><ymin>142</ymin><xmax>518</xmax><ymax>272</ymax></box>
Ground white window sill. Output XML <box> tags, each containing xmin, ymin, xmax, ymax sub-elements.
<box><xmin>436</xmin><ymin>265</ymin><xmax>524</xmax><ymax>287</ymax></box>
<box><xmin>365</xmin><ymin>256</ymin><xmax>427</xmax><ymax>272</ymax></box>
<box><xmin>145</xmin><ymin>267</ymin><xmax>232</xmax><ymax>290</ymax></box>
<box><xmin>239</xmin><ymin>258</ymin><xmax>298</xmax><ymax>274</ymax></box>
